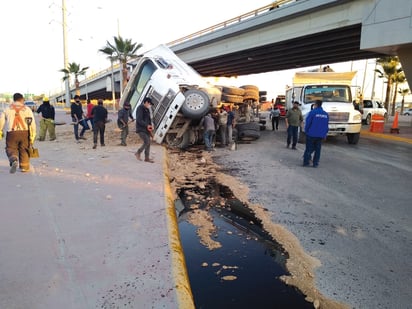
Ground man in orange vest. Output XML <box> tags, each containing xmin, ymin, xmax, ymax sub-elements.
<box><xmin>0</xmin><ymin>93</ymin><xmax>37</xmax><ymax>173</ymax></box>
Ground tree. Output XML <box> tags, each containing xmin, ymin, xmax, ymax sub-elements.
<box><xmin>375</xmin><ymin>56</ymin><xmax>401</xmax><ymax>112</ymax></box>
<box><xmin>391</xmin><ymin>70</ymin><xmax>406</xmax><ymax>115</ymax></box>
<box><xmin>398</xmin><ymin>87</ymin><xmax>410</xmax><ymax>114</ymax></box>
<box><xmin>60</xmin><ymin>62</ymin><xmax>89</xmax><ymax>97</ymax></box>
<box><xmin>99</xmin><ymin>36</ymin><xmax>143</xmax><ymax>95</ymax></box>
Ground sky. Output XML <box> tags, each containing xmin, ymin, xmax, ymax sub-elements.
<box><xmin>0</xmin><ymin>0</ymin><xmax>405</xmax><ymax>102</ymax></box>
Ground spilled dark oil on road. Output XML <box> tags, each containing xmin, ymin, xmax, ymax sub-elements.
<box><xmin>176</xmin><ymin>180</ymin><xmax>313</xmax><ymax>309</ymax></box>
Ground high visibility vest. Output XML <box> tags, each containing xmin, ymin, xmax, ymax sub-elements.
<box><xmin>11</xmin><ymin>104</ymin><xmax>27</xmax><ymax>131</ymax></box>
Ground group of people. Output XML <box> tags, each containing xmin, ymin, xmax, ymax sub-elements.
<box><xmin>201</xmin><ymin>105</ymin><xmax>235</xmax><ymax>152</ymax></box>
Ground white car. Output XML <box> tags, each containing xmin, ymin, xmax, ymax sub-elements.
<box><xmin>402</xmin><ymin>108</ymin><xmax>412</xmax><ymax>116</ymax></box>
<box><xmin>361</xmin><ymin>99</ymin><xmax>388</xmax><ymax>124</ymax></box>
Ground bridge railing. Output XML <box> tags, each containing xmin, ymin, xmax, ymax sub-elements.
<box><xmin>167</xmin><ymin>0</ymin><xmax>295</xmax><ymax>46</ymax></box>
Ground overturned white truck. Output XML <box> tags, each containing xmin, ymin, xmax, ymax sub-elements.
<box><xmin>285</xmin><ymin>71</ymin><xmax>362</xmax><ymax>144</ymax></box>
<box><xmin>119</xmin><ymin>44</ymin><xmax>261</xmax><ymax>148</ymax></box>
<box><xmin>119</xmin><ymin>44</ymin><xmax>222</xmax><ymax>149</ymax></box>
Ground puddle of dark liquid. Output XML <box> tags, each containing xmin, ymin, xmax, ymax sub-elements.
<box><xmin>176</xmin><ymin>183</ymin><xmax>313</xmax><ymax>309</ymax></box>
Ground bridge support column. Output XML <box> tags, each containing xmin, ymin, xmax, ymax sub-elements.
<box><xmin>398</xmin><ymin>45</ymin><xmax>412</xmax><ymax>87</ymax></box>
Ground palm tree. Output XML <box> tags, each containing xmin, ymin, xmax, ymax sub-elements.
<box><xmin>391</xmin><ymin>70</ymin><xmax>406</xmax><ymax>115</ymax></box>
<box><xmin>99</xmin><ymin>36</ymin><xmax>143</xmax><ymax>94</ymax></box>
<box><xmin>398</xmin><ymin>88</ymin><xmax>410</xmax><ymax>114</ymax></box>
<box><xmin>375</xmin><ymin>56</ymin><xmax>401</xmax><ymax>112</ymax></box>
<box><xmin>60</xmin><ymin>62</ymin><xmax>89</xmax><ymax>97</ymax></box>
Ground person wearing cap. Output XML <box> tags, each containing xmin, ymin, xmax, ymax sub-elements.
<box><xmin>36</xmin><ymin>97</ymin><xmax>56</xmax><ymax>141</ymax></box>
<box><xmin>135</xmin><ymin>97</ymin><xmax>154</xmax><ymax>163</ymax></box>
<box><xmin>303</xmin><ymin>100</ymin><xmax>329</xmax><ymax>167</ymax></box>
<box><xmin>285</xmin><ymin>100</ymin><xmax>303</xmax><ymax>149</ymax></box>
<box><xmin>0</xmin><ymin>93</ymin><xmax>36</xmax><ymax>173</ymax></box>
<box><xmin>70</xmin><ymin>95</ymin><xmax>89</xmax><ymax>142</ymax></box>
<box><xmin>91</xmin><ymin>99</ymin><xmax>108</xmax><ymax>149</ymax></box>
<box><xmin>117</xmin><ymin>101</ymin><xmax>134</xmax><ymax>146</ymax></box>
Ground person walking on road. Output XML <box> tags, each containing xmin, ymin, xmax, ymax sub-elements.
<box><xmin>285</xmin><ymin>101</ymin><xmax>303</xmax><ymax>149</ymax></box>
<box><xmin>71</xmin><ymin>95</ymin><xmax>88</xmax><ymax>142</ymax></box>
<box><xmin>0</xmin><ymin>93</ymin><xmax>36</xmax><ymax>173</ymax></box>
<box><xmin>91</xmin><ymin>99</ymin><xmax>108</xmax><ymax>149</ymax></box>
<box><xmin>135</xmin><ymin>97</ymin><xmax>154</xmax><ymax>163</ymax></box>
<box><xmin>36</xmin><ymin>97</ymin><xmax>56</xmax><ymax>141</ymax></box>
<box><xmin>270</xmin><ymin>105</ymin><xmax>280</xmax><ymax>131</ymax></box>
<box><xmin>117</xmin><ymin>102</ymin><xmax>134</xmax><ymax>146</ymax></box>
<box><xmin>303</xmin><ymin>100</ymin><xmax>329</xmax><ymax>167</ymax></box>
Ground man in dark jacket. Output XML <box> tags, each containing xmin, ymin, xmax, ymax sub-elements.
<box><xmin>36</xmin><ymin>97</ymin><xmax>56</xmax><ymax>141</ymax></box>
<box><xmin>117</xmin><ymin>102</ymin><xmax>134</xmax><ymax>146</ymax></box>
<box><xmin>135</xmin><ymin>97</ymin><xmax>154</xmax><ymax>163</ymax></box>
<box><xmin>303</xmin><ymin>100</ymin><xmax>329</xmax><ymax>167</ymax></box>
<box><xmin>91</xmin><ymin>99</ymin><xmax>108</xmax><ymax>149</ymax></box>
<box><xmin>71</xmin><ymin>95</ymin><xmax>88</xmax><ymax>142</ymax></box>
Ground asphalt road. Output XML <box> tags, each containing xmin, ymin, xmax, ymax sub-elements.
<box><xmin>213</xmin><ymin>121</ymin><xmax>412</xmax><ymax>309</ymax></box>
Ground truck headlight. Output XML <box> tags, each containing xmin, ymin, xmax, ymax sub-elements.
<box><xmin>352</xmin><ymin>113</ymin><xmax>361</xmax><ymax>121</ymax></box>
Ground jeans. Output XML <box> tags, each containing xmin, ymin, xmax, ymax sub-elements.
<box><xmin>303</xmin><ymin>135</ymin><xmax>323</xmax><ymax>166</ymax></box>
<box><xmin>73</xmin><ymin>118</ymin><xmax>88</xmax><ymax>140</ymax></box>
<box><xmin>204</xmin><ymin>129</ymin><xmax>215</xmax><ymax>150</ymax></box>
<box><xmin>287</xmin><ymin>125</ymin><xmax>299</xmax><ymax>147</ymax></box>
<box><xmin>271</xmin><ymin>116</ymin><xmax>279</xmax><ymax>130</ymax></box>
<box><xmin>227</xmin><ymin>125</ymin><xmax>233</xmax><ymax>144</ymax></box>
<box><xmin>218</xmin><ymin>125</ymin><xmax>227</xmax><ymax>146</ymax></box>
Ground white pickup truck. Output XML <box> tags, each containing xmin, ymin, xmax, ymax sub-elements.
<box><xmin>361</xmin><ymin>99</ymin><xmax>388</xmax><ymax>125</ymax></box>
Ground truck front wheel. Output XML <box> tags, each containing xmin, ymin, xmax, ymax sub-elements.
<box><xmin>165</xmin><ymin>131</ymin><xmax>190</xmax><ymax>149</ymax></box>
<box><xmin>347</xmin><ymin>133</ymin><xmax>360</xmax><ymax>144</ymax></box>
<box><xmin>181</xmin><ymin>89</ymin><xmax>210</xmax><ymax>119</ymax></box>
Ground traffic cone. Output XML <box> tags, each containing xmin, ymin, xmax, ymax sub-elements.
<box><xmin>390</xmin><ymin>112</ymin><xmax>400</xmax><ymax>134</ymax></box>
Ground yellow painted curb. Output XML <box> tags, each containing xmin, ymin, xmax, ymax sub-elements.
<box><xmin>162</xmin><ymin>147</ymin><xmax>195</xmax><ymax>309</ymax></box>
<box><xmin>361</xmin><ymin>130</ymin><xmax>412</xmax><ymax>144</ymax></box>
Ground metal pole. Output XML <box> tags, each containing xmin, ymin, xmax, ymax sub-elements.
<box><xmin>371</xmin><ymin>60</ymin><xmax>377</xmax><ymax>100</ymax></box>
<box><xmin>361</xmin><ymin>59</ymin><xmax>368</xmax><ymax>96</ymax></box>
<box><xmin>62</xmin><ymin>0</ymin><xmax>71</xmax><ymax>107</ymax></box>
<box><xmin>111</xmin><ymin>59</ymin><xmax>116</xmax><ymax>111</ymax></box>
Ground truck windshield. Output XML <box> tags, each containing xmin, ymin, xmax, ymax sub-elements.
<box><xmin>304</xmin><ymin>85</ymin><xmax>351</xmax><ymax>103</ymax></box>
<box><xmin>124</xmin><ymin>60</ymin><xmax>157</xmax><ymax>111</ymax></box>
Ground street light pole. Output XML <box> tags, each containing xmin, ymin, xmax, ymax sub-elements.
<box><xmin>62</xmin><ymin>0</ymin><xmax>71</xmax><ymax>107</ymax></box>
<box><xmin>111</xmin><ymin>57</ymin><xmax>116</xmax><ymax>111</ymax></box>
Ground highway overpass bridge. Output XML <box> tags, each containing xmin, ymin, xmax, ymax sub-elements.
<box><xmin>52</xmin><ymin>0</ymin><xmax>412</xmax><ymax>103</ymax></box>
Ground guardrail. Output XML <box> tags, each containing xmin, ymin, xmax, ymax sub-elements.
<box><xmin>166</xmin><ymin>0</ymin><xmax>294</xmax><ymax>46</ymax></box>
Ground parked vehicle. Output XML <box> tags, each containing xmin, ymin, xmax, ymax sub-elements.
<box><xmin>360</xmin><ymin>99</ymin><xmax>388</xmax><ymax>124</ymax></box>
<box><xmin>24</xmin><ymin>101</ymin><xmax>37</xmax><ymax>112</ymax></box>
<box><xmin>285</xmin><ymin>71</ymin><xmax>362</xmax><ymax>144</ymax></box>
<box><xmin>403</xmin><ymin>108</ymin><xmax>412</xmax><ymax>116</ymax></box>
<box><xmin>274</xmin><ymin>95</ymin><xmax>286</xmax><ymax>117</ymax></box>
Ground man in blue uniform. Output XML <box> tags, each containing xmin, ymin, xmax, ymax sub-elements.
<box><xmin>303</xmin><ymin>100</ymin><xmax>329</xmax><ymax>167</ymax></box>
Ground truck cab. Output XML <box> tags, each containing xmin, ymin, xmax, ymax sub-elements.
<box><xmin>120</xmin><ymin>45</ymin><xmax>221</xmax><ymax>148</ymax></box>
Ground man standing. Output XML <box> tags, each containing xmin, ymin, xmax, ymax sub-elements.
<box><xmin>226</xmin><ymin>106</ymin><xmax>236</xmax><ymax>145</ymax></box>
<box><xmin>0</xmin><ymin>93</ymin><xmax>36</xmax><ymax>173</ymax></box>
<box><xmin>135</xmin><ymin>97</ymin><xmax>154</xmax><ymax>163</ymax></box>
<box><xmin>71</xmin><ymin>95</ymin><xmax>88</xmax><ymax>142</ymax></box>
<box><xmin>270</xmin><ymin>105</ymin><xmax>280</xmax><ymax>131</ymax></box>
<box><xmin>217</xmin><ymin>107</ymin><xmax>228</xmax><ymax>146</ymax></box>
<box><xmin>117</xmin><ymin>102</ymin><xmax>134</xmax><ymax>146</ymax></box>
<box><xmin>91</xmin><ymin>99</ymin><xmax>108</xmax><ymax>149</ymax></box>
<box><xmin>200</xmin><ymin>112</ymin><xmax>216</xmax><ymax>152</ymax></box>
<box><xmin>303</xmin><ymin>100</ymin><xmax>329</xmax><ymax>167</ymax></box>
<box><xmin>285</xmin><ymin>101</ymin><xmax>303</xmax><ymax>149</ymax></box>
<box><xmin>36</xmin><ymin>97</ymin><xmax>56</xmax><ymax>141</ymax></box>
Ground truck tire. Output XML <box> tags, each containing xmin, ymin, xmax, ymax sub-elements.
<box><xmin>181</xmin><ymin>89</ymin><xmax>210</xmax><ymax>119</ymax></box>
<box><xmin>222</xmin><ymin>94</ymin><xmax>244</xmax><ymax>104</ymax></box>
<box><xmin>222</xmin><ymin>86</ymin><xmax>245</xmax><ymax>96</ymax></box>
<box><xmin>365</xmin><ymin>114</ymin><xmax>371</xmax><ymax>125</ymax></box>
<box><xmin>236</xmin><ymin>122</ymin><xmax>260</xmax><ymax>132</ymax></box>
<box><xmin>239</xmin><ymin>129</ymin><xmax>260</xmax><ymax>141</ymax></box>
<box><xmin>347</xmin><ymin>132</ymin><xmax>360</xmax><ymax>144</ymax></box>
<box><xmin>165</xmin><ymin>131</ymin><xmax>190</xmax><ymax>149</ymax></box>
<box><xmin>240</xmin><ymin>85</ymin><xmax>259</xmax><ymax>92</ymax></box>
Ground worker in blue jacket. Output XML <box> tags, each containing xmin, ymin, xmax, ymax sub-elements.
<box><xmin>303</xmin><ymin>100</ymin><xmax>329</xmax><ymax>167</ymax></box>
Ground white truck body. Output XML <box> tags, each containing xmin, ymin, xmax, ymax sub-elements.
<box><xmin>120</xmin><ymin>44</ymin><xmax>221</xmax><ymax>148</ymax></box>
<box><xmin>285</xmin><ymin>71</ymin><xmax>362</xmax><ymax>144</ymax></box>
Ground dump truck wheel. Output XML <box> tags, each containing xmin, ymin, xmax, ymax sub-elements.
<box><xmin>181</xmin><ymin>89</ymin><xmax>210</xmax><ymax>119</ymax></box>
<box><xmin>165</xmin><ymin>131</ymin><xmax>190</xmax><ymax>149</ymax></box>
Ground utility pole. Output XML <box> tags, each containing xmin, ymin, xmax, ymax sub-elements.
<box><xmin>62</xmin><ymin>0</ymin><xmax>71</xmax><ymax>107</ymax></box>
